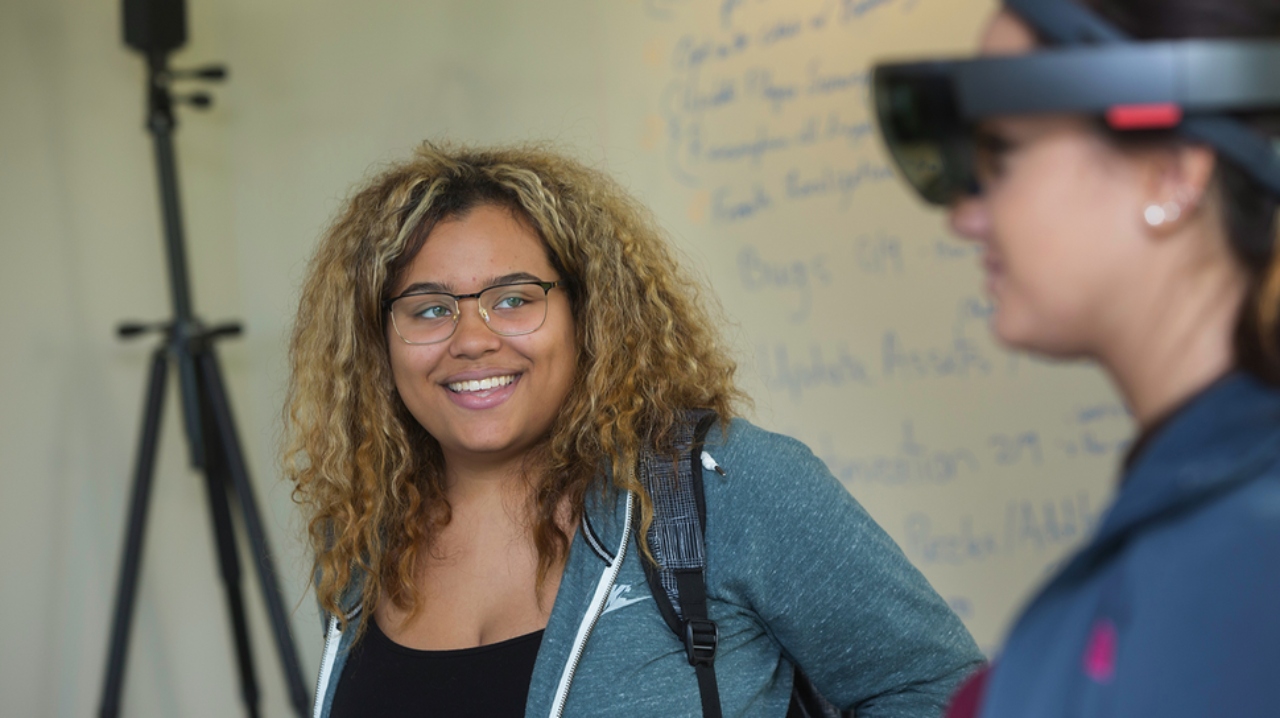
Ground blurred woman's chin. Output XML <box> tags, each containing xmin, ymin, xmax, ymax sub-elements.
<box><xmin>992</xmin><ymin>315</ymin><xmax>1089</xmax><ymax>362</ymax></box>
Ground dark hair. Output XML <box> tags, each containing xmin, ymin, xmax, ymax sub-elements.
<box><xmin>1084</xmin><ymin>0</ymin><xmax>1280</xmax><ymax>383</ymax></box>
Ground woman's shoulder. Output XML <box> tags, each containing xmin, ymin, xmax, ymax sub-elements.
<box><xmin>1126</xmin><ymin>462</ymin><xmax>1280</xmax><ymax>604</ymax></box>
<box><xmin>701</xmin><ymin>417</ymin><xmax>872</xmax><ymax>527</ymax></box>
<box><xmin>1179</xmin><ymin>463</ymin><xmax>1280</xmax><ymax>549</ymax></box>
<box><xmin>707</xmin><ymin>417</ymin><xmax>828</xmax><ymax>472</ymax></box>
<box><xmin>1149</xmin><ymin>451</ymin><xmax>1280</xmax><ymax>545</ymax></box>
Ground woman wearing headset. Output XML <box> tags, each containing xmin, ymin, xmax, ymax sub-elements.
<box><xmin>874</xmin><ymin>0</ymin><xmax>1280</xmax><ymax>715</ymax></box>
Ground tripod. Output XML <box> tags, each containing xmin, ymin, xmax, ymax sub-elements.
<box><xmin>97</xmin><ymin>29</ymin><xmax>309</xmax><ymax>718</ymax></box>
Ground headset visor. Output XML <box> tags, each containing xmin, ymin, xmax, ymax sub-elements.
<box><xmin>873</xmin><ymin>41</ymin><xmax>1280</xmax><ymax>205</ymax></box>
<box><xmin>873</xmin><ymin>61</ymin><xmax>974</xmax><ymax>206</ymax></box>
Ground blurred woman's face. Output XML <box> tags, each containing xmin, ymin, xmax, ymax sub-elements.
<box><xmin>386</xmin><ymin>204</ymin><xmax>578</xmax><ymax>474</ymax></box>
<box><xmin>948</xmin><ymin>11</ymin><xmax>1155</xmax><ymax>358</ymax></box>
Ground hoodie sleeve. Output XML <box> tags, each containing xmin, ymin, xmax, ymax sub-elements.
<box><xmin>705</xmin><ymin>419</ymin><xmax>984</xmax><ymax>717</ymax></box>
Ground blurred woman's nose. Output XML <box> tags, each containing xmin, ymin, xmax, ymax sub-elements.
<box><xmin>948</xmin><ymin>194</ymin><xmax>991</xmax><ymax>243</ymax></box>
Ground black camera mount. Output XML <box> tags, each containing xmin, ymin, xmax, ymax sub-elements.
<box><xmin>99</xmin><ymin>1</ymin><xmax>308</xmax><ymax>716</ymax></box>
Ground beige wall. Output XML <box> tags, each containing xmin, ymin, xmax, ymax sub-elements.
<box><xmin>2</xmin><ymin>0</ymin><xmax>1124</xmax><ymax>715</ymax></box>
<box><xmin>2</xmin><ymin>0</ymin><xmax>298</xmax><ymax>715</ymax></box>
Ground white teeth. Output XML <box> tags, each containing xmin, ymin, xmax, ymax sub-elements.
<box><xmin>448</xmin><ymin>374</ymin><xmax>516</xmax><ymax>393</ymax></box>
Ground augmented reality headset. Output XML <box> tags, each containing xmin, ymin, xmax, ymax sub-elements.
<box><xmin>872</xmin><ymin>0</ymin><xmax>1280</xmax><ymax>206</ymax></box>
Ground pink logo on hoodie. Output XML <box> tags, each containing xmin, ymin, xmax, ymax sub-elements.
<box><xmin>1082</xmin><ymin>618</ymin><xmax>1118</xmax><ymax>683</ymax></box>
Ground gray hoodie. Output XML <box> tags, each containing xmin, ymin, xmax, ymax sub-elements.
<box><xmin>312</xmin><ymin>419</ymin><xmax>983</xmax><ymax>717</ymax></box>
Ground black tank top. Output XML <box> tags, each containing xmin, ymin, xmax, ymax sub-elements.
<box><xmin>329</xmin><ymin>617</ymin><xmax>544</xmax><ymax>717</ymax></box>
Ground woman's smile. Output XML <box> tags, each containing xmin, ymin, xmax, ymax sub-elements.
<box><xmin>443</xmin><ymin>371</ymin><xmax>522</xmax><ymax>410</ymax></box>
<box><xmin>446</xmin><ymin>374</ymin><xmax>517</xmax><ymax>394</ymax></box>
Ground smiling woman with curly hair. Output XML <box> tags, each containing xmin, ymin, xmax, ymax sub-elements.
<box><xmin>285</xmin><ymin>141</ymin><xmax>980</xmax><ymax>718</ymax></box>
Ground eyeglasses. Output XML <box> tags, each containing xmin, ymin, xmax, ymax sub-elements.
<box><xmin>385</xmin><ymin>280</ymin><xmax>563</xmax><ymax>345</ymax></box>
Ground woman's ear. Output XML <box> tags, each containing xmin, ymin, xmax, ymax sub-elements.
<box><xmin>1139</xmin><ymin>143</ymin><xmax>1216</xmax><ymax>232</ymax></box>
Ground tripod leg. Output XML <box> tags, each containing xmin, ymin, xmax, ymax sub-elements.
<box><xmin>99</xmin><ymin>348</ymin><xmax>169</xmax><ymax>718</ymax></box>
<box><xmin>198</xmin><ymin>350</ymin><xmax>310</xmax><ymax>717</ymax></box>
<box><xmin>197</xmin><ymin>371</ymin><xmax>263</xmax><ymax>718</ymax></box>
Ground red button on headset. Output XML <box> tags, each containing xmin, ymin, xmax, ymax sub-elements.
<box><xmin>1106</xmin><ymin>103</ymin><xmax>1184</xmax><ymax>130</ymax></box>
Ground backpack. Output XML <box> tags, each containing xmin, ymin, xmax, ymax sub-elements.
<box><xmin>636</xmin><ymin>411</ymin><xmax>852</xmax><ymax>718</ymax></box>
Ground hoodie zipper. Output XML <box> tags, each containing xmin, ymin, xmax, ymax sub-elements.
<box><xmin>313</xmin><ymin>602</ymin><xmax>361</xmax><ymax>718</ymax></box>
<box><xmin>312</xmin><ymin>615</ymin><xmax>342</xmax><ymax>718</ymax></box>
<box><xmin>548</xmin><ymin>490</ymin><xmax>635</xmax><ymax>718</ymax></box>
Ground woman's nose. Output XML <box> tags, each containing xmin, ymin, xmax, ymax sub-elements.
<box><xmin>948</xmin><ymin>194</ymin><xmax>991</xmax><ymax>243</ymax></box>
<box><xmin>448</xmin><ymin>299</ymin><xmax>501</xmax><ymax>357</ymax></box>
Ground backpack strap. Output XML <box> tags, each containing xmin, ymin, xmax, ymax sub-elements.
<box><xmin>638</xmin><ymin>410</ymin><xmax>721</xmax><ymax>718</ymax></box>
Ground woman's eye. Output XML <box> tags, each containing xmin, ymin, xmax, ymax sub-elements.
<box><xmin>973</xmin><ymin>131</ymin><xmax>1017</xmax><ymax>183</ymax></box>
<box><xmin>493</xmin><ymin>296</ymin><xmax>527</xmax><ymax>310</ymax></box>
<box><xmin>412</xmin><ymin>303</ymin><xmax>453</xmax><ymax>320</ymax></box>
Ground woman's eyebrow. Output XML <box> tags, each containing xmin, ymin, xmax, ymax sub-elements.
<box><xmin>397</xmin><ymin>272</ymin><xmax>547</xmax><ymax>297</ymax></box>
<box><xmin>398</xmin><ymin>280</ymin><xmax>452</xmax><ymax>295</ymax></box>
<box><xmin>489</xmin><ymin>271</ymin><xmax>544</xmax><ymax>285</ymax></box>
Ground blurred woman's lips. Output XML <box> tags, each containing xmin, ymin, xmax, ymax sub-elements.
<box><xmin>981</xmin><ymin>249</ymin><xmax>1005</xmax><ymax>295</ymax></box>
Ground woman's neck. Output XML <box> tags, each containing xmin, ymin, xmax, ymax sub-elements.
<box><xmin>443</xmin><ymin>453</ymin><xmax>533</xmax><ymax>506</ymax></box>
<box><xmin>1099</xmin><ymin>250</ymin><xmax>1245</xmax><ymax>429</ymax></box>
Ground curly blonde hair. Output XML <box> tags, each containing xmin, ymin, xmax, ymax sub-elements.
<box><xmin>285</xmin><ymin>141</ymin><xmax>745</xmax><ymax>627</ymax></box>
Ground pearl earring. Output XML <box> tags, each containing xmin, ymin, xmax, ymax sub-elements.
<box><xmin>1143</xmin><ymin>201</ymin><xmax>1182</xmax><ymax>227</ymax></box>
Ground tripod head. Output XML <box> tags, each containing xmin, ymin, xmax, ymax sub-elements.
<box><xmin>123</xmin><ymin>0</ymin><xmax>186</xmax><ymax>54</ymax></box>
<box><xmin>123</xmin><ymin>0</ymin><xmax>227</xmax><ymax>118</ymax></box>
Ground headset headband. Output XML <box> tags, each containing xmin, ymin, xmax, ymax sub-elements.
<box><xmin>872</xmin><ymin>0</ymin><xmax>1280</xmax><ymax>212</ymax></box>
<box><xmin>954</xmin><ymin>41</ymin><xmax>1280</xmax><ymax>124</ymax></box>
<box><xmin>1005</xmin><ymin>0</ymin><xmax>1128</xmax><ymax>44</ymax></box>
<box><xmin>1005</xmin><ymin>0</ymin><xmax>1280</xmax><ymax>200</ymax></box>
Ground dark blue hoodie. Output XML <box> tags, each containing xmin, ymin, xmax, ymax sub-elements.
<box><xmin>980</xmin><ymin>372</ymin><xmax>1280</xmax><ymax>717</ymax></box>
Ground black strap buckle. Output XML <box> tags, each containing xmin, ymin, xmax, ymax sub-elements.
<box><xmin>683</xmin><ymin>618</ymin><xmax>719</xmax><ymax>666</ymax></box>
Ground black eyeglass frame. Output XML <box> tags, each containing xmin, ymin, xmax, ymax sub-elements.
<box><xmin>871</xmin><ymin>0</ymin><xmax>1280</xmax><ymax>206</ymax></box>
<box><xmin>384</xmin><ymin>280</ymin><xmax>563</xmax><ymax>345</ymax></box>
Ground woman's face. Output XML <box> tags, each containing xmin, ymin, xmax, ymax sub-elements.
<box><xmin>386</xmin><ymin>204</ymin><xmax>578</xmax><ymax>473</ymax></box>
<box><xmin>948</xmin><ymin>11</ymin><xmax>1156</xmax><ymax>357</ymax></box>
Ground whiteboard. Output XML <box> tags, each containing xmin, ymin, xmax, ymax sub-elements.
<box><xmin>589</xmin><ymin>0</ymin><xmax>1125</xmax><ymax>653</ymax></box>
<box><xmin>229</xmin><ymin>0</ymin><xmax>1129</xmax><ymax>658</ymax></box>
